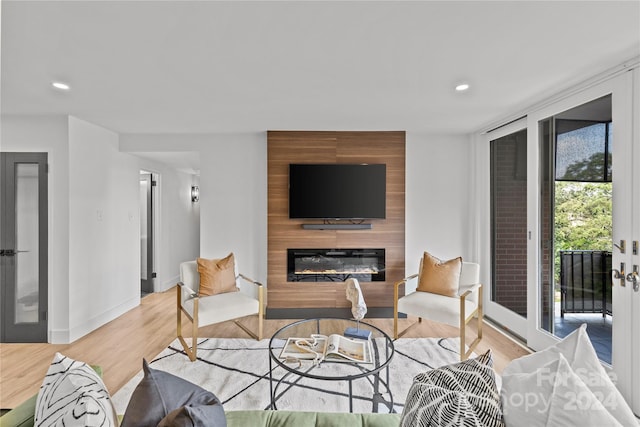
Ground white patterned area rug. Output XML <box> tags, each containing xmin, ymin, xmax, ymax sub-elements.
<box><xmin>112</xmin><ymin>337</ymin><xmax>466</xmax><ymax>415</ymax></box>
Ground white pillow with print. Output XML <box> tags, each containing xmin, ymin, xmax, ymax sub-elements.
<box><xmin>35</xmin><ymin>353</ymin><xmax>117</xmax><ymax>427</ymax></box>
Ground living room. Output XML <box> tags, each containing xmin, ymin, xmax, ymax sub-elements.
<box><xmin>1</xmin><ymin>1</ymin><xmax>639</xmax><ymax>425</ymax></box>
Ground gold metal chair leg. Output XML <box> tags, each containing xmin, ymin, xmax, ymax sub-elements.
<box><xmin>393</xmin><ymin>277</ymin><xmax>422</xmax><ymax>340</ymax></box>
<box><xmin>460</xmin><ymin>285</ymin><xmax>484</xmax><ymax>361</ymax></box>
<box><xmin>396</xmin><ymin>320</ymin><xmax>420</xmax><ymax>339</ymax></box>
<box><xmin>460</xmin><ymin>297</ymin><xmax>467</xmax><ymax>360</ymax></box>
<box><xmin>178</xmin><ymin>333</ymin><xmax>197</xmax><ymax>361</ymax></box>
<box><xmin>394</xmin><ymin>284</ymin><xmax>399</xmax><ymax>339</ymax></box>
<box><xmin>177</xmin><ymin>291</ymin><xmax>198</xmax><ymax>362</ymax></box>
<box><xmin>477</xmin><ymin>285</ymin><xmax>483</xmax><ymax>341</ymax></box>
<box><xmin>176</xmin><ymin>285</ymin><xmax>182</xmax><ymax>341</ymax></box>
<box><xmin>394</xmin><ymin>302</ymin><xmax>420</xmax><ymax>340</ymax></box>
<box><xmin>190</xmin><ymin>301</ymin><xmax>198</xmax><ymax>360</ymax></box>
<box><xmin>234</xmin><ymin>320</ymin><xmax>259</xmax><ymax>340</ymax></box>
<box><xmin>258</xmin><ymin>286</ymin><xmax>264</xmax><ymax>340</ymax></box>
<box><xmin>234</xmin><ymin>290</ymin><xmax>264</xmax><ymax>340</ymax></box>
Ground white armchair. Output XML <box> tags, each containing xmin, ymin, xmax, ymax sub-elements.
<box><xmin>394</xmin><ymin>260</ymin><xmax>483</xmax><ymax>360</ymax></box>
<box><xmin>176</xmin><ymin>259</ymin><xmax>264</xmax><ymax>361</ymax></box>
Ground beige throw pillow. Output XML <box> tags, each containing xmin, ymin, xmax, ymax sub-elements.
<box><xmin>416</xmin><ymin>251</ymin><xmax>462</xmax><ymax>297</ymax></box>
<box><xmin>197</xmin><ymin>253</ymin><xmax>237</xmax><ymax>296</ymax></box>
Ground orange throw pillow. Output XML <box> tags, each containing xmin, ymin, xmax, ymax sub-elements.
<box><xmin>416</xmin><ymin>251</ymin><xmax>462</xmax><ymax>297</ymax></box>
<box><xmin>196</xmin><ymin>253</ymin><xmax>237</xmax><ymax>296</ymax></box>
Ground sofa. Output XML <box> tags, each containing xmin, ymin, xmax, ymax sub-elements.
<box><xmin>0</xmin><ymin>396</ymin><xmax>401</xmax><ymax>427</ymax></box>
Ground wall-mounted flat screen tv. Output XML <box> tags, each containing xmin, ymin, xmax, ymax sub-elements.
<box><xmin>289</xmin><ymin>164</ymin><xmax>386</xmax><ymax>219</ymax></box>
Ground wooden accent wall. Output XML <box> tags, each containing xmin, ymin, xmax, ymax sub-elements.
<box><xmin>267</xmin><ymin>131</ymin><xmax>405</xmax><ymax>311</ymax></box>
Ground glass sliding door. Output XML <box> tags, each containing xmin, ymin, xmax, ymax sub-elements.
<box><xmin>482</xmin><ymin>120</ymin><xmax>528</xmax><ymax>339</ymax></box>
<box><xmin>478</xmin><ymin>70</ymin><xmax>638</xmax><ymax>413</ymax></box>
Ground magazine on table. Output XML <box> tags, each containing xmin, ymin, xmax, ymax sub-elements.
<box><xmin>278</xmin><ymin>334</ymin><xmax>373</xmax><ymax>364</ymax></box>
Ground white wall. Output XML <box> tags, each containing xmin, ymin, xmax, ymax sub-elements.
<box><xmin>405</xmin><ymin>132</ymin><xmax>473</xmax><ymax>291</ymax></box>
<box><xmin>135</xmin><ymin>157</ymin><xmax>200</xmax><ymax>291</ymax></box>
<box><xmin>1</xmin><ymin>115</ymin><xmax>71</xmax><ymax>341</ymax></box>
<box><xmin>0</xmin><ymin>119</ymin><xmax>473</xmax><ymax>340</ymax></box>
<box><xmin>121</xmin><ymin>132</ymin><xmax>267</xmax><ymax>285</ymax></box>
<box><xmin>67</xmin><ymin>116</ymin><xmax>139</xmax><ymax>341</ymax></box>
<box><xmin>123</xmin><ymin>131</ymin><xmax>473</xmax><ymax>296</ymax></box>
<box><xmin>1</xmin><ymin>116</ymin><xmax>204</xmax><ymax>343</ymax></box>
<box><xmin>199</xmin><ymin>133</ymin><xmax>267</xmax><ymax>283</ymax></box>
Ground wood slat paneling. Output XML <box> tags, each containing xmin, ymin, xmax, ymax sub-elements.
<box><xmin>267</xmin><ymin>131</ymin><xmax>405</xmax><ymax>311</ymax></box>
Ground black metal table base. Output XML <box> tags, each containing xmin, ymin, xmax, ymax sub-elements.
<box><xmin>268</xmin><ymin>358</ymin><xmax>395</xmax><ymax>413</ymax></box>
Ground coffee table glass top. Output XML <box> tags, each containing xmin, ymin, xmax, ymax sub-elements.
<box><xmin>268</xmin><ymin>318</ymin><xmax>394</xmax><ymax>380</ymax></box>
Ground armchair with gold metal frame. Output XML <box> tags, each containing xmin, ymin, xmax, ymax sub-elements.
<box><xmin>176</xmin><ymin>260</ymin><xmax>264</xmax><ymax>361</ymax></box>
<box><xmin>393</xmin><ymin>260</ymin><xmax>483</xmax><ymax>360</ymax></box>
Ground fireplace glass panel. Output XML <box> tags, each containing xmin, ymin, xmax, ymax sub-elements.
<box><xmin>287</xmin><ymin>249</ymin><xmax>385</xmax><ymax>282</ymax></box>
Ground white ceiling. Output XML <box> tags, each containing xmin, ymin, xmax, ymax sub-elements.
<box><xmin>2</xmin><ymin>1</ymin><xmax>639</xmax><ymax>138</ymax></box>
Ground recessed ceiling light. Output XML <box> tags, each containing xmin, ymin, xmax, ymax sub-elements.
<box><xmin>52</xmin><ymin>82</ymin><xmax>70</xmax><ymax>90</ymax></box>
<box><xmin>455</xmin><ymin>83</ymin><xmax>470</xmax><ymax>92</ymax></box>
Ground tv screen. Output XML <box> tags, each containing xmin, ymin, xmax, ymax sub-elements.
<box><xmin>289</xmin><ymin>164</ymin><xmax>386</xmax><ymax>219</ymax></box>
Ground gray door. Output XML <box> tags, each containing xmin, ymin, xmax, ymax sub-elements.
<box><xmin>140</xmin><ymin>173</ymin><xmax>154</xmax><ymax>294</ymax></box>
<box><xmin>1</xmin><ymin>152</ymin><xmax>48</xmax><ymax>342</ymax></box>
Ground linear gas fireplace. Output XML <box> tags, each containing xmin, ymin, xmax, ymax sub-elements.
<box><xmin>287</xmin><ymin>249</ymin><xmax>385</xmax><ymax>282</ymax></box>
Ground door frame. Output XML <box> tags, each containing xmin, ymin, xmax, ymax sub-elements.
<box><xmin>1</xmin><ymin>152</ymin><xmax>48</xmax><ymax>342</ymax></box>
<box><xmin>630</xmin><ymin>67</ymin><xmax>639</xmax><ymax>413</ymax></box>
<box><xmin>140</xmin><ymin>172</ymin><xmax>154</xmax><ymax>294</ymax></box>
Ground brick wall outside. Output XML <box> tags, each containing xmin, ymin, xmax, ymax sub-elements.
<box><xmin>540</xmin><ymin>124</ymin><xmax>554</xmax><ymax>331</ymax></box>
<box><xmin>492</xmin><ymin>133</ymin><xmax>528</xmax><ymax>316</ymax></box>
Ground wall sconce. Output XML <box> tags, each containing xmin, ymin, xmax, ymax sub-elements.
<box><xmin>191</xmin><ymin>185</ymin><xmax>199</xmax><ymax>202</ymax></box>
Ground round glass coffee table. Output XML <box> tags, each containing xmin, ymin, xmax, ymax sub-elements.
<box><xmin>268</xmin><ymin>318</ymin><xmax>395</xmax><ymax>413</ymax></box>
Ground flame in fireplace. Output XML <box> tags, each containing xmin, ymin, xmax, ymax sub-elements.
<box><xmin>295</xmin><ymin>266</ymin><xmax>380</xmax><ymax>275</ymax></box>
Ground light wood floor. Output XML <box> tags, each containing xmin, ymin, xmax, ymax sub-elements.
<box><xmin>0</xmin><ymin>287</ymin><xmax>530</xmax><ymax>409</ymax></box>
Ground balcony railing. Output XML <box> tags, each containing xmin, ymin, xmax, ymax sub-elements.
<box><xmin>560</xmin><ymin>250</ymin><xmax>612</xmax><ymax>318</ymax></box>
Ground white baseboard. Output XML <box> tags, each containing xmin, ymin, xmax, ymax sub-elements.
<box><xmin>158</xmin><ymin>275</ymin><xmax>180</xmax><ymax>292</ymax></box>
<box><xmin>50</xmin><ymin>297</ymin><xmax>139</xmax><ymax>344</ymax></box>
<box><xmin>50</xmin><ymin>329</ymin><xmax>71</xmax><ymax>344</ymax></box>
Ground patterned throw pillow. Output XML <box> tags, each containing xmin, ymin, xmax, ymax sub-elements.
<box><xmin>35</xmin><ymin>353</ymin><xmax>118</xmax><ymax>427</ymax></box>
<box><xmin>400</xmin><ymin>350</ymin><xmax>504</xmax><ymax>427</ymax></box>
